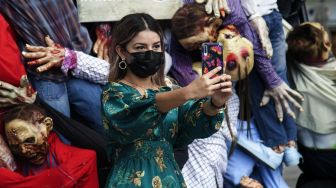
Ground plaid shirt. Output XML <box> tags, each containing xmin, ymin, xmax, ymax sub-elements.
<box><xmin>0</xmin><ymin>0</ymin><xmax>92</xmax><ymax>82</ymax></box>
<box><xmin>182</xmin><ymin>92</ymin><xmax>240</xmax><ymax>188</ymax></box>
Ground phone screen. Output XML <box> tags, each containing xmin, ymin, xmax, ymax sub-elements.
<box><xmin>201</xmin><ymin>42</ymin><xmax>224</xmax><ymax>77</ymax></box>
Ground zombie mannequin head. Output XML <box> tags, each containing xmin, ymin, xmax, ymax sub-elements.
<box><xmin>286</xmin><ymin>22</ymin><xmax>332</xmax><ymax>67</ymax></box>
<box><xmin>171</xmin><ymin>4</ymin><xmax>223</xmax><ymax>51</ymax></box>
<box><xmin>217</xmin><ymin>25</ymin><xmax>254</xmax><ymax>81</ymax></box>
<box><xmin>171</xmin><ymin>4</ymin><xmax>254</xmax><ymax>80</ymax></box>
<box><xmin>2</xmin><ymin>104</ymin><xmax>53</xmax><ymax>165</ymax></box>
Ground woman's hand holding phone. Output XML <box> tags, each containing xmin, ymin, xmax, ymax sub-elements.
<box><xmin>210</xmin><ymin>73</ymin><xmax>232</xmax><ymax>108</ymax></box>
<box><xmin>185</xmin><ymin>67</ymin><xmax>232</xmax><ymax>100</ymax></box>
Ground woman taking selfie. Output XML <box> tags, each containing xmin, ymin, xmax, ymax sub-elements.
<box><xmin>102</xmin><ymin>13</ymin><xmax>231</xmax><ymax>187</ymax></box>
<box><xmin>21</xmin><ymin>13</ymin><xmax>232</xmax><ymax>187</ymax></box>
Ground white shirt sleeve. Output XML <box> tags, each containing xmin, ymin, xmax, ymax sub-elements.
<box><xmin>71</xmin><ymin>51</ymin><xmax>110</xmax><ymax>85</ymax></box>
<box><xmin>241</xmin><ymin>0</ymin><xmax>260</xmax><ymax>19</ymax></box>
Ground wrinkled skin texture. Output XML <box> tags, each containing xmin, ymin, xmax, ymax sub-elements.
<box><xmin>22</xmin><ymin>36</ymin><xmax>65</xmax><ymax>73</ymax></box>
<box><xmin>93</xmin><ymin>23</ymin><xmax>112</xmax><ymax>62</ymax></box>
<box><xmin>240</xmin><ymin>176</ymin><xmax>264</xmax><ymax>188</ymax></box>
<box><xmin>196</xmin><ymin>0</ymin><xmax>231</xmax><ymax>18</ymax></box>
<box><xmin>0</xmin><ymin>75</ymin><xmax>36</xmax><ymax>107</ymax></box>
<box><xmin>5</xmin><ymin>116</ymin><xmax>53</xmax><ymax>165</ymax></box>
<box><xmin>217</xmin><ymin>25</ymin><xmax>254</xmax><ymax>81</ymax></box>
<box><xmin>250</xmin><ymin>16</ymin><xmax>273</xmax><ymax>59</ymax></box>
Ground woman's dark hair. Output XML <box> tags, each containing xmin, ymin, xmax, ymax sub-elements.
<box><xmin>2</xmin><ymin>104</ymin><xmax>46</xmax><ymax>126</ymax></box>
<box><xmin>171</xmin><ymin>3</ymin><xmax>218</xmax><ymax>40</ymax></box>
<box><xmin>109</xmin><ymin>13</ymin><xmax>166</xmax><ymax>86</ymax></box>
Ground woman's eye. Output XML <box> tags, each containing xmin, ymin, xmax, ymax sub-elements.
<box><xmin>153</xmin><ymin>44</ymin><xmax>161</xmax><ymax>49</ymax></box>
<box><xmin>135</xmin><ymin>46</ymin><xmax>145</xmax><ymax>50</ymax></box>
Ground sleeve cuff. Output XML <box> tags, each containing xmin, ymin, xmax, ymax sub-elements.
<box><xmin>61</xmin><ymin>48</ymin><xmax>77</xmax><ymax>75</ymax></box>
<box><xmin>248</xmin><ymin>14</ymin><xmax>262</xmax><ymax>21</ymax></box>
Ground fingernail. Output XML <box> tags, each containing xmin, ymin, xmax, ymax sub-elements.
<box><xmin>26</xmin><ymin>44</ymin><xmax>31</xmax><ymax>47</ymax></box>
<box><xmin>27</xmin><ymin>60</ymin><xmax>36</xmax><ymax>65</ymax></box>
<box><xmin>290</xmin><ymin>113</ymin><xmax>296</xmax><ymax>119</ymax></box>
<box><xmin>260</xmin><ymin>102</ymin><xmax>263</xmax><ymax>107</ymax></box>
<box><xmin>22</xmin><ymin>51</ymin><xmax>26</xmax><ymax>55</ymax></box>
<box><xmin>279</xmin><ymin>118</ymin><xmax>283</xmax><ymax>122</ymax></box>
<box><xmin>300</xmin><ymin>108</ymin><xmax>304</xmax><ymax>112</ymax></box>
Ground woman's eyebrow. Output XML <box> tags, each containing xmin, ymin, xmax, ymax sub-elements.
<box><xmin>134</xmin><ymin>43</ymin><xmax>147</xmax><ymax>45</ymax></box>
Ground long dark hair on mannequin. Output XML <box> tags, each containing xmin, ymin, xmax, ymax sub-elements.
<box><xmin>2</xmin><ymin>104</ymin><xmax>46</xmax><ymax>126</ymax></box>
<box><xmin>108</xmin><ymin>13</ymin><xmax>166</xmax><ymax>86</ymax></box>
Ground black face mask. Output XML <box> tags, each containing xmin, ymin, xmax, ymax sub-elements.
<box><xmin>128</xmin><ymin>50</ymin><xmax>164</xmax><ymax>78</ymax></box>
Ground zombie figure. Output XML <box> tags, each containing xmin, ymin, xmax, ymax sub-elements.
<box><xmin>0</xmin><ymin>104</ymin><xmax>99</xmax><ymax>188</ymax></box>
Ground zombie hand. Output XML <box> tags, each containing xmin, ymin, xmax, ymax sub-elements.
<box><xmin>93</xmin><ymin>23</ymin><xmax>112</xmax><ymax>62</ymax></box>
<box><xmin>0</xmin><ymin>76</ymin><xmax>36</xmax><ymax>107</ymax></box>
<box><xmin>22</xmin><ymin>36</ymin><xmax>65</xmax><ymax>73</ymax></box>
<box><xmin>195</xmin><ymin>0</ymin><xmax>231</xmax><ymax>18</ymax></box>
<box><xmin>249</xmin><ymin>16</ymin><xmax>273</xmax><ymax>58</ymax></box>
<box><xmin>0</xmin><ymin>134</ymin><xmax>17</xmax><ymax>171</ymax></box>
<box><xmin>260</xmin><ymin>82</ymin><xmax>304</xmax><ymax>122</ymax></box>
<box><xmin>240</xmin><ymin>176</ymin><xmax>264</xmax><ymax>188</ymax></box>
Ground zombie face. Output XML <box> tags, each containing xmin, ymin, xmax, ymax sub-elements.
<box><xmin>217</xmin><ymin>25</ymin><xmax>254</xmax><ymax>81</ymax></box>
<box><xmin>4</xmin><ymin>116</ymin><xmax>53</xmax><ymax>165</ymax></box>
<box><xmin>178</xmin><ymin>17</ymin><xmax>223</xmax><ymax>51</ymax></box>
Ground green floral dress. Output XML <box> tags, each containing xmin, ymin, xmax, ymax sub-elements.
<box><xmin>102</xmin><ymin>82</ymin><xmax>224</xmax><ymax>188</ymax></box>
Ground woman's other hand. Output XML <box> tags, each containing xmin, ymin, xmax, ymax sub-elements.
<box><xmin>210</xmin><ymin>74</ymin><xmax>232</xmax><ymax>107</ymax></box>
<box><xmin>22</xmin><ymin>36</ymin><xmax>65</xmax><ymax>73</ymax></box>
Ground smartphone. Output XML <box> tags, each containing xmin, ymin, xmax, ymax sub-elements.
<box><xmin>201</xmin><ymin>42</ymin><xmax>224</xmax><ymax>77</ymax></box>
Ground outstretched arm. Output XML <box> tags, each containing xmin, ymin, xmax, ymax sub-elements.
<box><xmin>241</xmin><ymin>0</ymin><xmax>273</xmax><ymax>58</ymax></box>
<box><xmin>22</xmin><ymin>36</ymin><xmax>109</xmax><ymax>85</ymax></box>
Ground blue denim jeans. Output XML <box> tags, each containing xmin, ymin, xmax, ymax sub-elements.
<box><xmin>224</xmin><ymin>120</ymin><xmax>289</xmax><ymax>188</ymax></box>
<box><xmin>31</xmin><ymin>77</ymin><xmax>104</xmax><ymax>134</ymax></box>
<box><xmin>248</xmin><ymin>10</ymin><xmax>297</xmax><ymax>147</ymax></box>
<box><xmin>264</xmin><ymin>10</ymin><xmax>288</xmax><ymax>81</ymax></box>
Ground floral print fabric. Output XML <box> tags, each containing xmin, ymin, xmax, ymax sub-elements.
<box><xmin>102</xmin><ymin>82</ymin><xmax>224</xmax><ymax>188</ymax></box>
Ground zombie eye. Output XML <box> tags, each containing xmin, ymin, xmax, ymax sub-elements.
<box><xmin>24</xmin><ymin>137</ymin><xmax>35</xmax><ymax>144</ymax></box>
<box><xmin>224</xmin><ymin>34</ymin><xmax>233</xmax><ymax>39</ymax></box>
<box><xmin>226</xmin><ymin>53</ymin><xmax>238</xmax><ymax>71</ymax></box>
<box><xmin>227</xmin><ymin>60</ymin><xmax>237</xmax><ymax>71</ymax></box>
